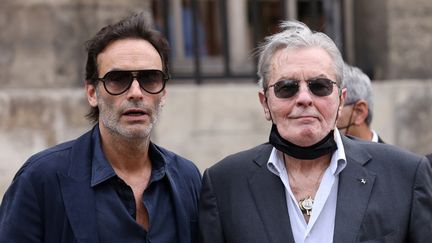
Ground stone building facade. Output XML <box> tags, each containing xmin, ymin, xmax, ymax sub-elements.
<box><xmin>1</xmin><ymin>0</ymin><xmax>432</xmax><ymax>197</ymax></box>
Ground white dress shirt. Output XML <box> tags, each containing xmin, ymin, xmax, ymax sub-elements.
<box><xmin>267</xmin><ymin>129</ymin><xmax>347</xmax><ymax>243</ymax></box>
<box><xmin>371</xmin><ymin>130</ymin><xmax>379</xmax><ymax>143</ymax></box>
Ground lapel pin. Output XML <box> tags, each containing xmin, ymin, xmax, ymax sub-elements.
<box><xmin>359</xmin><ymin>178</ymin><xmax>366</xmax><ymax>184</ymax></box>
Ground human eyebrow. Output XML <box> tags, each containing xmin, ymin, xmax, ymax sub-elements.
<box><xmin>276</xmin><ymin>76</ymin><xmax>300</xmax><ymax>82</ymax></box>
<box><xmin>307</xmin><ymin>74</ymin><xmax>329</xmax><ymax>80</ymax></box>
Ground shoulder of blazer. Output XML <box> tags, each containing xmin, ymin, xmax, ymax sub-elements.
<box><xmin>153</xmin><ymin>143</ymin><xmax>201</xmax><ymax>178</ymax></box>
<box><xmin>206</xmin><ymin>143</ymin><xmax>273</xmax><ymax>175</ymax></box>
<box><xmin>12</xmin><ymin>128</ymin><xmax>94</xmax><ymax>181</ymax></box>
<box><xmin>426</xmin><ymin>153</ymin><xmax>432</xmax><ymax>163</ymax></box>
<box><xmin>153</xmin><ymin>143</ymin><xmax>202</xmax><ymax>196</ymax></box>
<box><xmin>342</xmin><ymin>134</ymin><xmax>425</xmax><ymax>170</ymax></box>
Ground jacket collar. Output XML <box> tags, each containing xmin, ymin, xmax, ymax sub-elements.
<box><xmin>57</xmin><ymin>125</ymin><xmax>191</xmax><ymax>243</ymax></box>
<box><xmin>248</xmin><ymin>143</ymin><xmax>296</xmax><ymax>243</ymax></box>
<box><xmin>333</xmin><ymin>135</ymin><xmax>376</xmax><ymax>243</ymax></box>
<box><xmin>249</xmin><ymin>136</ymin><xmax>376</xmax><ymax>243</ymax></box>
<box><xmin>89</xmin><ymin>127</ymin><xmax>167</xmax><ymax>187</ymax></box>
<box><xmin>57</xmin><ymin>126</ymin><xmax>98</xmax><ymax>243</ymax></box>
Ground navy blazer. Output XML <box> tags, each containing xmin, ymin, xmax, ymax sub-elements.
<box><xmin>426</xmin><ymin>153</ymin><xmax>432</xmax><ymax>164</ymax></box>
<box><xmin>199</xmin><ymin>135</ymin><xmax>432</xmax><ymax>243</ymax></box>
<box><xmin>0</xmin><ymin>127</ymin><xmax>202</xmax><ymax>243</ymax></box>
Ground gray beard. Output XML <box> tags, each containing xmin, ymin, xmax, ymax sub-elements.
<box><xmin>101</xmin><ymin>103</ymin><xmax>162</xmax><ymax>140</ymax></box>
<box><xmin>96</xmin><ymin>87</ymin><xmax>163</xmax><ymax>140</ymax></box>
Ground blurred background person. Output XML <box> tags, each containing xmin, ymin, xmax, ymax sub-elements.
<box><xmin>337</xmin><ymin>64</ymin><xmax>384</xmax><ymax>143</ymax></box>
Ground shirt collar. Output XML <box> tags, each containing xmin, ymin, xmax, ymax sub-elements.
<box><xmin>90</xmin><ymin>127</ymin><xmax>116</xmax><ymax>187</ymax></box>
<box><xmin>90</xmin><ymin>125</ymin><xmax>167</xmax><ymax>187</ymax></box>
<box><xmin>371</xmin><ymin>130</ymin><xmax>379</xmax><ymax>143</ymax></box>
<box><xmin>332</xmin><ymin>129</ymin><xmax>347</xmax><ymax>175</ymax></box>
<box><xmin>267</xmin><ymin>129</ymin><xmax>347</xmax><ymax>176</ymax></box>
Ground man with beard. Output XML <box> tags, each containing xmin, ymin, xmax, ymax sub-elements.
<box><xmin>0</xmin><ymin>13</ymin><xmax>201</xmax><ymax>243</ymax></box>
<box><xmin>198</xmin><ymin>20</ymin><xmax>432</xmax><ymax>243</ymax></box>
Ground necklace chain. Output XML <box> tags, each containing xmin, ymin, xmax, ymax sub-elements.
<box><xmin>283</xmin><ymin>154</ymin><xmax>326</xmax><ymax>216</ymax></box>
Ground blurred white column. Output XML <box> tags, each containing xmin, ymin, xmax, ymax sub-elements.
<box><xmin>227</xmin><ymin>0</ymin><xmax>251</xmax><ymax>73</ymax></box>
<box><xmin>286</xmin><ymin>0</ymin><xmax>297</xmax><ymax>20</ymax></box>
<box><xmin>171</xmin><ymin>0</ymin><xmax>185</xmax><ymax>59</ymax></box>
<box><xmin>343</xmin><ymin>0</ymin><xmax>355</xmax><ymax>63</ymax></box>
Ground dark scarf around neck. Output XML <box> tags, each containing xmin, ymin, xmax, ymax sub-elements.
<box><xmin>269</xmin><ymin>124</ymin><xmax>337</xmax><ymax>160</ymax></box>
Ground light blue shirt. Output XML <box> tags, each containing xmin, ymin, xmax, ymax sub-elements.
<box><xmin>267</xmin><ymin>129</ymin><xmax>347</xmax><ymax>243</ymax></box>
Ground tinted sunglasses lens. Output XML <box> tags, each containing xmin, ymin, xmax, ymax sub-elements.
<box><xmin>309</xmin><ymin>78</ymin><xmax>334</xmax><ymax>96</ymax></box>
<box><xmin>103</xmin><ymin>71</ymin><xmax>132</xmax><ymax>94</ymax></box>
<box><xmin>273</xmin><ymin>80</ymin><xmax>299</xmax><ymax>98</ymax></box>
<box><xmin>136</xmin><ymin>70</ymin><xmax>165</xmax><ymax>94</ymax></box>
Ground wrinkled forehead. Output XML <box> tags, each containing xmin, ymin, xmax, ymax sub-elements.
<box><xmin>97</xmin><ymin>38</ymin><xmax>163</xmax><ymax>76</ymax></box>
<box><xmin>269</xmin><ymin>47</ymin><xmax>337</xmax><ymax>82</ymax></box>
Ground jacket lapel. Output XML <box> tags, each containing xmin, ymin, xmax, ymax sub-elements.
<box><xmin>248</xmin><ymin>144</ymin><xmax>295</xmax><ymax>243</ymax></box>
<box><xmin>57</xmin><ymin>129</ymin><xmax>99</xmax><ymax>243</ymax></box>
<box><xmin>166</xmin><ymin>169</ymin><xmax>190</xmax><ymax>243</ymax></box>
<box><xmin>333</xmin><ymin>137</ymin><xmax>376</xmax><ymax>243</ymax></box>
<box><xmin>377</xmin><ymin>135</ymin><xmax>385</xmax><ymax>144</ymax></box>
<box><xmin>157</xmin><ymin>143</ymin><xmax>197</xmax><ymax>243</ymax></box>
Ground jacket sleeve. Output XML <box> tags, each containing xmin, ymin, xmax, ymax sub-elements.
<box><xmin>0</xmin><ymin>174</ymin><xmax>43</xmax><ymax>242</ymax></box>
<box><xmin>199</xmin><ymin>169</ymin><xmax>225</xmax><ymax>243</ymax></box>
<box><xmin>409</xmin><ymin>157</ymin><xmax>432</xmax><ymax>242</ymax></box>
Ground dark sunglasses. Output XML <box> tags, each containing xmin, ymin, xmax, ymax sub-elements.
<box><xmin>266</xmin><ymin>78</ymin><xmax>338</xmax><ymax>99</ymax></box>
<box><xmin>97</xmin><ymin>69</ymin><xmax>168</xmax><ymax>96</ymax></box>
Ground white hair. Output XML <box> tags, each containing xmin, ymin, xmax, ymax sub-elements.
<box><xmin>256</xmin><ymin>20</ymin><xmax>344</xmax><ymax>90</ymax></box>
<box><xmin>343</xmin><ymin>63</ymin><xmax>374</xmax><ymax>125</ymax></box>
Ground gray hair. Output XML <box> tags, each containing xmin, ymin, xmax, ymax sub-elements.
<box><xmin>343</xmin><ymin>63</ymin><xmax>374</xmax><ymax>125</ymax></box>
<box><xmin>256</xmin><ymin>20</ymin><xmax>344</xmax><ymax>90</ymax></box>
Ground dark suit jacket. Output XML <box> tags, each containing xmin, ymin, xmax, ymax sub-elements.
<box><xmin>377</xmin><ymin>135</ymin><xmax>385</xmax><ymax>144</ymax></box>
<box><xmin>426</xmin><ymin>153</ymin><xmax>432</xmax><ymax>164</ymax></box>
<box><xmin>199</xmin><ymin>135</ymin><xmax>432</xmax><ymax>243</ymax></box>
<box><xmin>0</xmin><ymin>127</ymin><xmax>201</xmax><ymax>243</ymax></box>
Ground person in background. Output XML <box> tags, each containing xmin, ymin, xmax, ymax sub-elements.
<box><xmin>337</xmin><ymin>63</ymin><xmax>384</xmax><ymax>143</ymax></box>
<box><xmin>198</xmin><ymin>20</ymin><xmax>432</xmax><ymax>243</ymax></box>
<box><xmin>0</xmin><ymin>12</ymin><xmax>201</xmax><ymax>243</ymax></box>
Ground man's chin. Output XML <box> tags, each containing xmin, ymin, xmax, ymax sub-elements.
<box><xmin>288</xmin><ymin>131</ymin><xmax>324</xmax><ymax>147</ymax></box>
<box><xmin>125</xmin><ymin>127</ymin><xmax>152</xmax><ymax>138</ymax></box>
<box><xmin>111</xmin><ymin>124</ymin><xmax>153</xmax><ymax>140</ymax></box>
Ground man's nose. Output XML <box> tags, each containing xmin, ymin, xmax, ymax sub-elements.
<box><xmin>126</xmin><ymin>79</ymin><xmax>144</xmax><ymax>99</ymax></box>
<box><xmin>295</xmin><ymin>82</ymin><xmax>313</xmax><ymax>104</ymax></box>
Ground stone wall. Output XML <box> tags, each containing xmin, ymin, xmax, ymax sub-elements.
<box><xmin>353</xmin><ymin>0</ymin><xmax>388</xmax><ymax>79</ymax></box>
<box><xmin>353</xmin><ymin>0</ymin><xmax>432</xmax><ymax>80</ymax></box>
<box><xmin>1</xmin><ymin>0</ymin><xmax>432</xmax><ymax>201</ymax></box>
<box><xmin>0</xmin><ymin>0</ymin><xmax>150</xmax><ymax>89</ymax></box>
<box><xmin>1</xmin><ymin>81</ymin><xmax>432</xmax><ymax>199</ymax></box>
<box><xmin>386</xmin><ymin>0</ymin><xmax>432</xmax><ymax>79</ymax></box>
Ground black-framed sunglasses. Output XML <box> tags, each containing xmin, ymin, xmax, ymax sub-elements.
<box><xmin>266</xmin><ymin>78</ymin><xmax>338</xmax><ymax>99</ymax></box>
<box><xmin>97</xmin><ymin>69</ymin><xmax>169</xmax><ymax>96</ymax></box>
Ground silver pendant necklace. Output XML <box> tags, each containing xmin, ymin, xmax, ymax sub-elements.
<box><xmin>283</xmin><ymin>154</ymin><xmax>326</xmax><ymax>217</ymax></box>
<box><xmin>299</xmin><ymin>196</ymin><xmax>314</xmax><ymax>216</ymax></box>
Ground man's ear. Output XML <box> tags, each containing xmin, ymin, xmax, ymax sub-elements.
<box><xmin>339</xmin><ymin>88</ymin><xmax>347</xmax><ymax>106</ymax></box>
<box><xmin>352</xmin><ymin>100</ymin><xmax>369</xmax><ymax>125</ymax></box>
<box><xmin>258</xmin><ymin>91</ymin><xmax>271</xmax><ymax>121</ymax></box>
<box><xmin>85</xmin><ymin>81</ymin><xmax>98</xmax><ymax>107</ymax></box>
<box><xmin>337</xmin><ymin>88</ymin><xmax>347</xmax><ymax>115</ymax></box>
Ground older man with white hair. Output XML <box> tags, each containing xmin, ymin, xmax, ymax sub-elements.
<box><xmin>198</xmin><ymin>20</ymin><xmax>432</xmax><ymax>243</ymax></box>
